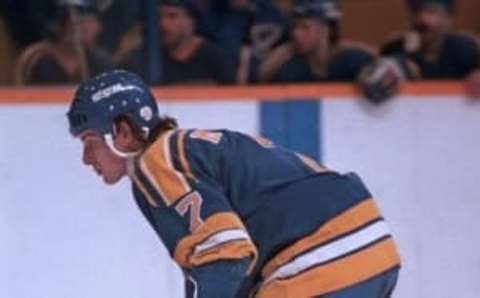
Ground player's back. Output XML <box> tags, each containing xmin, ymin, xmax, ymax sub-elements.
<box><xmin>189</xmin><ymin>131</ymin><xmax>367</xmax><ymax>247</ymax></box>
<box><xmin>194</xmin><ymin>130</ymin><xmax>383</xmax><ymax>294</ymax></box>
<box><xmin>130</xmin><ymin>129</ymin><xmax>400</xmax><ymax>297</ymax></box>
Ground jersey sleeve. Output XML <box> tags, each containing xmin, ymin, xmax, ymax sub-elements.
<box><xmin>130</xmin><ymin>130</ymin><xmax>258</xmax><ymax>296</ymax></box>
<box><xmin>184</xmin><ymin>259</ymin><xmax>251</xmax><ymax>298</ymax></box>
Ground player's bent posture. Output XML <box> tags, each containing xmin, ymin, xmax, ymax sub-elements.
<box><xmin>67</xmin><ymin>70</ymin><xmax>401</xmax><ymax>298</ymax></box>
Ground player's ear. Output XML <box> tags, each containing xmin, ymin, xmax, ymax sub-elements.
<box><xmin>113</xmin><ymin>118</ymin><xmax>137</xmax><ymax>150</ymax></box>
<box><xmin>115</xmin><ymin>118</ymin><xmax>133</xmax><ymax>136</ymax></box>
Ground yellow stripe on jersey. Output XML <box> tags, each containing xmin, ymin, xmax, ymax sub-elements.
<box><xmin>295</xmin><ymin>153</ymin><xmax>330</xmax><ymax>174</ymax></box>
<box><xmin>262</xmin><ymin>199</ymin><xmax>382</xmax><ymax>278</ymax></box>
<box><xmin>252</xmin><ymin>135</ymin><xmax>275</xmax><ymax>148</ymax></box>
<box><xmin>190</xmin><ymin>130</ymin><xmax>223</xmax><ymax>144</ymax></box>
<box><xmin>256</xmin><ymin>238</ymin><xmax>400</xmax><ymax>298</ymax></box>
<box><xmin>139</xmin><ymin>130</ymin><xmax>191</xmax><ymax>206</ymax></box>
<box><xmin>174</xmin><ymin>212</ymin><xmax>258</xmax><ymax>272</ymax></box>
<box><xmin>176</xmin><ymin>130</ymin><xmax>196</xmax><ymax>181</ymax></box>
<box><xmin>130</xmin><ymin>170</ymin><xmax>159</xmax><ymax>208</ymax></box>
<box><xmin>192</xmin><ymin>238</ymin><xmax>257</xmax><ymax>273</ymax></box>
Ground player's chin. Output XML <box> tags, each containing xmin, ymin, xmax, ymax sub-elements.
<box><xmin>102</xmin><ymin>174</ymin><xmax>122</xmax><ymax>185</ymax></box>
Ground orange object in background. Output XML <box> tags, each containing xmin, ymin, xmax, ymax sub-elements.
<box><xmin>0</xmin><ymin>82</ymin><xmax>466</xmax><ymax>105</ymax></box>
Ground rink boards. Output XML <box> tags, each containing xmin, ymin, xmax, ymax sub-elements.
<box><xmin>0</xmin><ymin>84</ymin><xmax>479</xmax><ymax>298</ymax></box>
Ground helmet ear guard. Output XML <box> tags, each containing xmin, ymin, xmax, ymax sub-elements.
<box><xmin>104</xmin><ymin>133</ymin><xmax>141</xmax><ymax>159</ymax></box>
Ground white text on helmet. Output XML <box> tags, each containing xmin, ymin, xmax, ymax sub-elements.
<box><xmin>91</xmin><ymin>84</ymin><xmax>143</xmax><ymax>103</ymax></box>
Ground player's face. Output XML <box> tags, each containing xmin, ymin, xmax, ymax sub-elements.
<box><xmin>79</xmin><ymin>14</ymin><xmax>102</xmax><ymax>48</ymax></box>
<box><xmin>80</xmin><ymin>131</ymin><xmax>127</xmax><ymax>185</ymax></box>
<box><xmin>292</xmin><ymin>19</ymin><xmax>328</xmax><ymax>55</ymax></box>
<box><xmin>158</xmin><ymin>6</ymin><xmax>194</xmax><ymax>49</ymax></box>
<box><xmin>413</xmin><ymin>6</ymin><xmax>451</xmax><ymax>40</ymax></box>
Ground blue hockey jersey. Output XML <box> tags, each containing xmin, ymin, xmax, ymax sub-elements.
<box><xmin>128</xmin><ymin>129</ymin><xmax>400</xmax><ymax>298</ymax></box>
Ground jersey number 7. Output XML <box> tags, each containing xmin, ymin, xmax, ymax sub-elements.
<box><xmin>175</xmin><ymin>191</ymin><xmax>204</xmax><ymax>233</ymax></box>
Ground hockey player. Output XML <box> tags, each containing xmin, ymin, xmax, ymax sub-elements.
<box><xmin>67</xmin><ymin>70</ymin><xmax>401</xmax><ymax>297</ymax></box>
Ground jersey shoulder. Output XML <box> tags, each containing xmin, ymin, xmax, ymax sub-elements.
<box><xmin>133</xmin><ymin>129</ymin><xmax>195</xmax><ymax>207</ymax></box>
<box><xmin>136</xmin><ymin>129</ymin><xmax>231</xmax><ymax>200</ymax></box>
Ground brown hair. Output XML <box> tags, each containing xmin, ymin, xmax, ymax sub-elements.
<box><xmin>114</xmin><ymin>115</ymin><xmax>178</xmax><ymax>146</ymax></box>
<box><xmin>147</xmin><ymin>116</ymin><xmax>178</xmax><ymax>143</ymax></box>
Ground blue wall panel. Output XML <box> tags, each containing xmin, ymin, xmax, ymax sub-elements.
<box><xmin>260</xmin><ymin>99</ymin><xmax>322</xmax><ymax>161</ymax></box>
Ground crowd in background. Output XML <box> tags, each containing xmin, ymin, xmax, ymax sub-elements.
<box><xmin>0</xmin><ymin>0</ymin><xmax>479</xmax><ymax>101</ymax></box>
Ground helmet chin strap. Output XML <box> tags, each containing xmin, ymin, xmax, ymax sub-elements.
<box><xmin>104</xmin><ymin>133</ymin><xmax>141</xmax><ymax>159</ymax></box>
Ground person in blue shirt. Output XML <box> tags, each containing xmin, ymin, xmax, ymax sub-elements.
<box><xmin>381</xmin><ymin>0</ymin><xmax>480</xmax><ymax>80</ymax></box>
<box><xmin>67</xmin><ymin>70</ymin><xmax>401</xmax><ymax>297</ymax></box>
<box><xmin>257</xmin><ymin>0</ymin><xmax>375</xmax><ymax>83</ymax></box>
<box><xmin>119</xmin><ymin>0</ymin><xmax>236</xmax><ymax>85</ymax></box>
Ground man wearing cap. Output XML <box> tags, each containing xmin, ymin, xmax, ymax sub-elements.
<box><xmin>257</xmin><ymin>0</ymin><xmax>375</xmax><ymax>83</ymax></box>
<box><xmin>120</xmin><ymin>0</ymin><xmax>236</xmax><ymax>85</ymax></box>
<box><xmin>381</xmin><ymin>0</ymin><xmax>480</xmax><ymax>85</ymax></box>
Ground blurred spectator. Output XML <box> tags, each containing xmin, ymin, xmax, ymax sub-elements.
<box><xmin>14</xmin><ymin>0</ymin><xmax>113</xmax><ymax>85</ymax></box>
<box><xmin>0</xmin><ymin>16</ymin><xmax>16</xmax><ymax>85</ymax></box>
<box><xmin>256</xmin><ymin>0</ymin><xmax>375</xmax><ymax>84</ymax></box>
<box><xmin>381</xmin><ymin>0</ymin><xmax>480</xmax><ymax>80</ymax></box>
<box><xmin>96</xmin><ymin>0</ymin><xmax>141</xmax><ymax>53</ymax></box>
<box><xmin>0</xmin><ymin>0</ymin><xmax>58</xmax><ymax>47</ymax></box>
<box><xmin>247</xmin><ymin>1</ymin><xmax>290</xmax><ymax>59</ymax></box>
<box><xmin>236</xmin><ymin>0</ymin><xmax>291</xmax><ymax>83</ymax></box>
<box><xmin>0</xmin><ymin>0</ymin><xmax>138</xmax><ymax>56</ymax></box>
<box><xmin>194</xmin><ymin>0</ymin><xmax>252</xmax><ymax>63</ymax></box>
<box><xmin>119</xmin><ymin>0</ymin><xmax>235</xmax><ymax>85</ymax></box>
<box><xmin>195</xmin><ymin>0</ymin><xmax>289</xmax><ymax>60</ymax></box>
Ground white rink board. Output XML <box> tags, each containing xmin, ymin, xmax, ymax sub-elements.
<box><xmin>0</xmin><ymin>102</ymin><xmax>257</xmax><ymax>298</ymax></box>
<box><xmin>1</xmin><ymin>96</ymin><xmax>479</xmax><ymax>298</ymax></box>
<box><xmin>323</xmin><ymin>96</ymin><xmax>480</xmax><ymax>298</ymax></box>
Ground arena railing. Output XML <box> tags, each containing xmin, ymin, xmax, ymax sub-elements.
<box><xmin>0</xmin><ymin>81</ymin><xmax>466</xmax><ymax>104</ymax></box>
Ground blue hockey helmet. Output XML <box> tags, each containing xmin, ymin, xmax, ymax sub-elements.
<box><xmin>67</xmin><ymin>70</ymin><xmax>162</xmax><ymax>139</ymax></box>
